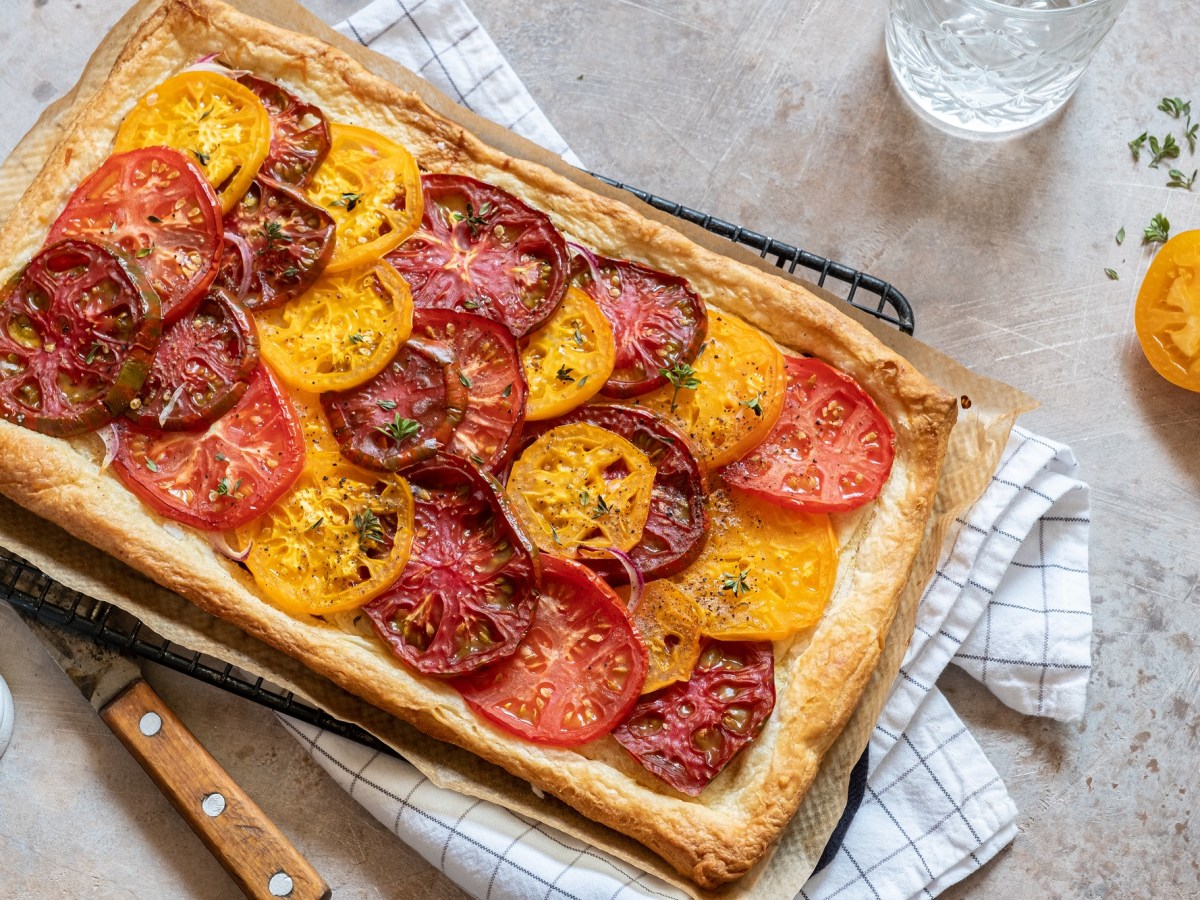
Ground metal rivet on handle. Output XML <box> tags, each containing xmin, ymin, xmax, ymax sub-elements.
<box><xmin>268</xmin><ymin>872</ymin><xmax>294</xmax><ymax>897</ymax></box>
<box><xmin>138</xmin><ymin>712</ymin><xmax>162</xmax><ymax>736</ymax></box>
<box><xmin>201</xmin><ymin>792</ymin><xmax>226</xmax><ymax>818</ymax></box>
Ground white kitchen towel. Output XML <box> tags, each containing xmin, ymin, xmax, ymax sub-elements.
<box><xmin>276</xmin><ymin>4</ymin><xmax>1094</xmax><ymax>898</ymax></box>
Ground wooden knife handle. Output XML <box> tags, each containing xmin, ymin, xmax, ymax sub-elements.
<box><xmin>100</xmin><ymin>678</ymin><xmax>330</xmax><ymax>900</ymax></box>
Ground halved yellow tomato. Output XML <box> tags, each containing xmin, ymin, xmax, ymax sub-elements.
<box><xmin>241</xmin><ymin>454</ymin><xmax>415</xmax><ymax>615</ymax></box>
<box><xmin>114</xmin><ymin>72</ymin><xmax>270</xmax><ymax>213</ymax></box>
<box><xmin>257</xmin><ymin>262</ymin><xmax>413</xmax><ymax>392</ymax></box>
<box><xmin>670</xmin><ymin>488</ymin><xmax>836</xmax><ymax>640</ymax></box>
<box><xmin>637</xmin><ymin>308</ymin><xmax>786</xmax><ymax>469</ymax></box>
<box><xmin>1135</xmin><ymin>230</ymin><xmax>1200</xmax><ymax>392</ymax></box>
<box><xmin>306</xmin><ymin>124</ymin><xmax>423</xmax><ymax>271</ymax></box>
<box><xmin>628</xmin><ymin>580</ymin><xmax>704</xmax><ymax>694</ymax></box>
<box><xmin>507</xmin><ymin>422</ymin><xmax>656</xmax><ymax>554</ymax></box>
<box><xmin>521</xmin><ymin>286</ymin><xmax>615</xmax><ymax>420</ymax></box>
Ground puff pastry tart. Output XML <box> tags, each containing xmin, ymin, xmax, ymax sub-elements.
<box><xmin>0</xmin><ymin>0</ymin><xmax>957</xmax><ymax>888</ymax></box>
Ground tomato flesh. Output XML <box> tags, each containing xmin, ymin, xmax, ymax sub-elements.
<box><xmin>387</xmin><ymin>174</ymin><xmax>568</xmax><ymax>338</ymax></box>
<box><xmin>453</xmin><ymin>554</ymin><xmax>647</xmax><ymax>746</ymax></box>
<box><xmin>111</xmin><ymin>365</ymin><xmax>305</xmax><ymax>530</ymax></box>
<box><xmin>613</xmin><ymin>638</ymin><xmax>774</xmax><ymax>795</ymax></box>
<box><xmin>0</xmin><ymin>239</ymin><xmax>161</xmax><ymax>437</ymax></box>
<box><xmin>1135</xmin><ymin>229</ymin><xmax>1200</xmax><ymax>392</ymax></box>
<box><xmin>570</xmin><ymin>246</ymin><xmax>707</xmax><ymax>398</ymax></box>
<box><xmin>128</xmin><ymin>288</ymin><xmax>259</xmax><ymax>430</ymax></box>
<box><xmin>364</xmin><ymin>454</ymin><xmax>540</xmax><ymax>676</ymax></box>
<box><xmin>237</xmin><ymin>74</ymin><xmax>331</xmax><ymax>187</ymax></box>
<box><xmin>322</xmin><ymin>338</ymin><xmax>468</xmax><ymax>471</ymax></box>
<box><xmin>410</xmin><ymin>309</ymin><xmax>527</xmax><ymax>475</ymax></box>
<box><xmin>521</xmin><ymin>404</ymin><xmax>708</xmax><ymax>581</ymax></box>
<box><xmin>46</xmin><ymin>147</ymin><xmax>222</xmax><ymax>324</ymax></box>
<box><xmin>722</xmin><ymin>355</ymin><xmax>895</xmax><ymax>512</ymax></box>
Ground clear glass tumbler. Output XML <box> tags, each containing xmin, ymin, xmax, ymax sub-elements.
<box><xmin>886</xmin><ymin>0</ymin><xmax>1128</xmax><ymax>136</ymax></box>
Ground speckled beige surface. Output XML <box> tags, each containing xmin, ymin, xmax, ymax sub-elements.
<box><xmin>2</xmin><ymin>0</ymin><xmax>1198</xmax><ymax>897</ymax></box>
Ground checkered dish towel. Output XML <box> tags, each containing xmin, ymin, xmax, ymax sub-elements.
<box><xmin>282</xmin><ymin>5</ymin><xmax>1094</xmax><ymax>898</ymax></box>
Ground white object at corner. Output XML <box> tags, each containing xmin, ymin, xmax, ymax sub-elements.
<box><xmin>0</xmin><ymin>674</ymin><xmax>13</xmax><ymax>759</ymax></box>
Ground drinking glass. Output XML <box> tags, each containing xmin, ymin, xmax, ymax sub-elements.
<box><xmin>886</xmin><ymin>0</ymin><xmax>1128</xmax><ymax>136</ymax></box>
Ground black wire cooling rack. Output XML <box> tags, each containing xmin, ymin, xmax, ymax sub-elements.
<box><xmin>0</xmin><ymin>183</ymin><xmax>914</xmax><ymax>756</ymax></box>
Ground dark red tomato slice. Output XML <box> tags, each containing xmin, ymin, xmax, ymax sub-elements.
<box><xmin>569</xmin><ymin>244</ymin><xmax>707</xmax><ymax>398</ymax></box>
<box><xmin>453</xmin><ymin>554</ymin><xmax>647</xmax><ymax>746</ymax></box>
<box><xmin>613</xmin><ymin>638</ymin><xmax>775</xmax><ymax>796</ymax></box>
<box><xmin>410</xmin><ymin>309</ymin><xmax>527</xmax><ymax>475</ymax></box>
<box><xmin>364</xmin><ymin>453</ymin><xmax>539</xmax><ymax>677</ymax></box>
<box><xmin>110</xmin><ymin>365</ymin><xmax>305</xmax><ymax>530</ymax></box>
<box><xmin>386</xmin><ymin>174</ymin><xmax>569</xmax><ymax>338</ymax></box>
<box><xmin>237</xmin><ymin>74</ymin><xmax>331</xmax><ymax>187</ymax></box>
<box><xmin>216</xmin><ymin>176</ymin><xmax>335</xmax><ymax>312</ymax></box>
<box><xmin>0</xmin><ymin>239</ymin><xmax>161</xmax><ymax>437</ymax></box>
<box><xmin>127</xmin><ymin>287</ymin><xmax>259</xmax><ymax>431</ymax></box>
<box><xmin>722</xmin><ymin>355</ymin><xmax>895</xmax><ymax>512</ymax></box>
<box><xmin>521</xmin><ymin>404</ymin><xmax>707</xmax><ymax>581</ymax></box>
<box><xmin>45</xmin><ymin>147</ymin><xmax>221</xmax><ymax>324</ymax></box>
<box><xmin>322</xmin><ymin>338</ymin><xmax>468</xmax><ymax>472</ymax></box>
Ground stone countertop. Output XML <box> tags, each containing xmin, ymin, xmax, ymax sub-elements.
<box><xmin>2</xmin><ymin>0</ymin><xmax>1198</xmax><ymax>897</ymax></box>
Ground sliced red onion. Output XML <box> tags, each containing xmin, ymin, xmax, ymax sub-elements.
<box><xmin>224</xmin><ymin>230</ymin><xmax>254</xmax><ymax>301</ymax></box>
<box><xmin>96</xmin><ymin>424</ymin><xmax>118</xmax><ymax>472</ymax></box>
<box><xmin>584</xmin><ymin>546</ymin><xmax>645</xmax><ymax>614</ymax></box>
<box><xmin>161</xmin><ymin>522</ymin><xmax>185</xmax><ymax>541</ymax></box>
<box><xmin>158</xmin><ymin>384</ymin><xmax>187</xmax><ymax>428</ymax></box>
<box><xmin>208</xmin><ymin>531</ymin><xmax>252</xmax><ymax>563</ymax></box>
<box><xmin>184</xmin><ymin>54</ymin><xmax>250</xmax><ymax>80</ymax></box>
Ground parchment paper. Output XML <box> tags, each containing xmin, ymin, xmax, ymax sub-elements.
<box><xmin>0</xmin><ymin>1</ymin><xmax>1037</xmax><ymax>897</ymax></box>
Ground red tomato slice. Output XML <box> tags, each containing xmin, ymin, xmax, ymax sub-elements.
<box><xmin>237</xmin><ymin>74</ymin><xmax>331</xmax><ymax>187</ymax></box>
<box><xmin>521</xmin><ymin>404</ymin><xmax>708</xmax><ymax>581</ymax></box>
<box><xmin>386</xmin><ymin>174</ymin><xmax>569</xmax><ymax>338</ymax></box>
<box><xmin>217</xmin><ymin>177</ymin><xmax>335</xmax><ymax>312</ymax></box>
<box><xmin>453</xmin><ymin>554</ymin><xmax>647</xmax><ymax>746</ymax></box>
<box><xmin>45</xmin><ymin>147</ymin><xmax>222</xmax><ymax>324</ymax></box>
<box><xmin>364</xmin><ymin>454</ymin><xmax>540</xmax><ymax>676</ymax></box>
<box><xmin>322</xmin><ymin>338</ymin><xmax>468</xmax><ymax>472</ymax></box>
<box><xmin>127</xmin><ymin>288</ymin><xmax>259</xmax><ymax>430</ymax></box>
<box><xmin>110</xmin><ymin>365</ymin><xmax>305</xmax><ymax>530</ymax></box>
<box><xmin>410</xmin><ymin>309</ymin><xmax>527</xmax><ymax>474</ymax></box>
<box><xmin>613</xmin><ymin>638</ymin><xmax>775</xmax><ymax>796</ymax></box>
<box><xmin>722</xmin><ymin>356</ymin><xmax>895</xmax><ymax>512</ymax></box>
<box><xmin>570</xmin><ymin>245</ymin><xmax>707</xmax><ymax>398</ymax></box>
<box><xmin>0</xmin><ymin>239</ymin><xmax>161</xmax><ymax>437</ymax></box>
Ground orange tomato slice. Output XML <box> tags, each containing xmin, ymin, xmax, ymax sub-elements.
<box><xmin>629</xmin><ymin>580</ymin><xmax>704</xmax><ymax>694</ymax></box>
<box><xmin>306</xmin><ymin>123</ymin><xmax>423</xmax><ymax>271</ymax></box>
<box><xmin>114</xmin><ymin>72</ymin><xmax>271</xmax><ymax>214</ymax></box>
<box><xmin>521</xmin><ymin>286</ymin><xmax>615</xmax><ymax>420</ymax></box>
<box><xmin>1135</xmin><ymin>229</ymin><xmax>1200</xmax><ymax>392</ymax></box>
<box><xmin>637</xmin><ymin>308</ymin><xmax>786</xmax><ymax>469</ymax></box>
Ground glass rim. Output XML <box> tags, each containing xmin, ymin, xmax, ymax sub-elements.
<box><xmin>966</xmin><ymin>0</ymin><xmax>1126</xmax><ymax>17</ymax></box>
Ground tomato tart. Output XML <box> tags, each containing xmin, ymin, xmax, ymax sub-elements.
<box><xmin>0</xmin><ymin>0</ymin><xmax>958</xmax><ymax>890</ymax></box>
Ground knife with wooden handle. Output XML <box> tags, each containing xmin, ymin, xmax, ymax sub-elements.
<box><xmin>21</xmin><ymin>615</ymin><xmax>330</xmax><ymax>900</ymax></box>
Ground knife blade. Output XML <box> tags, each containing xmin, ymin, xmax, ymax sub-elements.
<box><xmin>21</xmin><ymin>616</ymin><xmax>330</xmax><ymax>900</ymax></box>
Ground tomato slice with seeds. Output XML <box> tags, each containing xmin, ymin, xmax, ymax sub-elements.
<box><xmin>522</xmin><ymin>404</ymin><xmax>708</xmax><ymax>582</ymax></box>
<box><xmin>217</xmin><ymin>177</ymin><xmax>336</xmax><ymax>312</ymax></box>
<box><xmin>722</xmin><ymin>355</ymin><xmax>896</xmax><ymax>512</ymax></box>
<box><xmin>127</xmin><ymin>287</ymin><xmax>259</xmax><ymax>430</ymax></box>
<box><xmin>110</xmin><ymin>365</ymin><xmax>305</xmax><ymax>530</ymax></box>
<box><xmin>364</xmin><ymin>454</ymin><xmax>540</xmax><ymax>677</ymax></box>
<box><xmin>387</xmin><ymin>174</ymin><xmax>569</xmax><ymax>338</ymax></box>
<box><xmin>453</xmin><ymin>554</ymin><xmax>647</xmax><ymax>746</ymax></box>
<box><xmin>45</xmin><ymin>147</ymin><xmax>222</xmax><ymax>324</ymax></box>
<box><xmin>237</xmin><ymin>74</ymin><xmax>331</xmax><ymax>187</ymax></box>
<box><xmin>410</xmin><ymin>309</ymin><xmax>527</xmax><ymax>474</ymax></box>
<box><xmin>322</xmin><ymin>338</ymin><xmax>468</xmax><ymax>472</ymax></box>
<box><xmin>0</xmin><ymin>239</ymin><xmax>161</xmax><ymax>437</ymax></box>
<box><xmin>628</xmin><ymin>580</ymin><xmax>704</xmax><ymax>694</ymax></box>
<box><xmin>614</xmin><ymin>638</ymin><xmax>775</xmax><ymax>796</ymax></box>
<box><xmin>521</xmin><ymin>285</ymin><xmax>615</xmax><ymax>420</ymax></box>
<box><xmin>570</xmin><ymin>245</ymin><xmax>707</xmax><ymax>398</ymax></box>
<box><xmin>1135</xmin><ymin>229</ymin><xmax>1200</xmax><ymax>392</ymax></box>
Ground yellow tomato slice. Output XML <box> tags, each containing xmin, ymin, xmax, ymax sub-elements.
<box><xmin>522</xmin><ymin>286</ymin><xmax>616</xmax><ymax>420</ymax></box>
<box><xmin>670</xmin><ymin>488</ymin><xmax>837</xmax><ymax>640</ymax></box>
<box><xmin>306</xmin><ymin>123</ymin><xmax>423</xmax><ymax>272</ymax></box>
<box><xmin>241</xmin><ymin>454</ymin><xmax>414</xmax><ymax>615</ymax></box>
<box><xmin>114</xmin><ymin>72</ymin><xmax>270</xmax><ymax>213</ymax></box>
<box><xmin>507</xmin><ymin>422</ymin><xmax>656</xmax><ymax>553</ymax></box>
<box><xmin>629</xmin><ymin>580</ymin><xmax>704</xmax><ymax>694</ymax></box>
<box><xmin>1135</xmin><ymin>230</ymin><xmax>1200</xmax><ymax>392</ymax></box>
<box><xmin>257</xmin><ymin>262</ymin><xmax>414</xmax><ymax>392</ymax></box>
<box><xmin>637</xmin><ymin>309</ymin><xmax>786</xmax><ymax>469</ymax></box>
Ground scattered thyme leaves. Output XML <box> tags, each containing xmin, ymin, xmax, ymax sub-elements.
<box><xmin>555</xmin><ymin>365</ymin><xmax>576</xmax><ymax>383</ymax></box>
<box><xmin>591</xmin><ymin>495</ymin><xmax>613</xmax><ymax>519</ymax></box>
<box><xmin>1129</xmin><ymin>132</ymin><xmax>1148</xmax><ymax>162</ymax></box>
<box><xmin>376</xmin><ymin>399</ymin><xmax>398</xmax><ymax>411</ymax></box>
<box><xmin>720</xmin><ymin>569</ymin><xmax>751</xmax><ymax>598</ymax></box>
<box><xmin>331</xmin><ymin>192</ymin><xmax>361</xmax><ymax>212</ymax></box>
<box><xmin>1143</xmin><ymin>212</ymin><xmax>1171</xmax><ymax>244</ymax></box>
<box><xmin>354</xmin><ymin>509</ymin><xmax>384</xmax><ymax>549</ymax></box>
<box><xmin>659</xmin><ymin>361</ymin><xmax>700</xmax><ymax>413</ymax></box>
<box><xmin>1167</xmin><ymin>168</ymin><xmax>1197</xmax><ymax>190</ymax></box>
<box><xmin>1116</xmin><ymin>226</ymin><xmax>1126</xmax><ymax>245</ymax></box>
<box><xmin>376</xmin><ymin>414</ymin><xmax>421</xmax><ymax>443</ymax></box>
<box><xmin>191</xmin><ymin>148</ymin><xmax>210</xmax><ymax>166</ymax></box>
<box><xmin>739</xmin><ymin>392</ymin><xmax>765</xmax><ymax>417</ymax></box>
<box><xmin>1105</xmin><ymin>268</ymin><xmax>1119</xmax><ymax>281</ymax></box>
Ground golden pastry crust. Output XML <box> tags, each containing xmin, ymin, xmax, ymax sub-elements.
<box><xmin>0</xmin><ymin>0</ymin><xmax>957</xmax><ymax>887</ymax></box>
